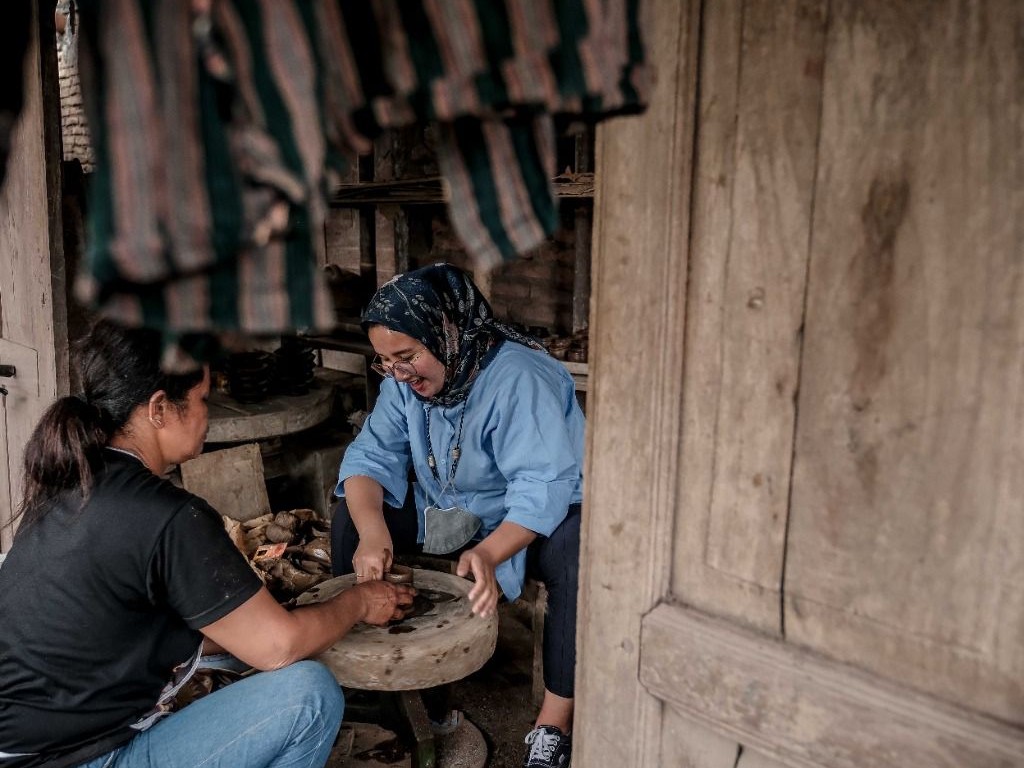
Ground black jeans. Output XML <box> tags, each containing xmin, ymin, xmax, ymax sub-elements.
<box><xmin>330</xmin><ymin>493</ymin><xmax>581</xmax><ymax>698</ymax></box>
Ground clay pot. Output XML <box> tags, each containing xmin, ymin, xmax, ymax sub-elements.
<box><xmin>384</xmin><ymin>564</ymin><xmax>415</xmax><ymax>585</ymax></box>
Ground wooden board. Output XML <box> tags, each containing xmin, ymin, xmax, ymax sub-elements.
<box><xmin>659</xmin><ymin>705</ymin><xmax>743</xmax><ymax>768</ymax></box>
<box><xmin>0</xmin><ymin>2</ymin><xmax>67</xmax><ymax>549</ymax></box>
<box><xmin>179</xmin><ymin>443</ymin><xmax>270</xmax><ymax>522</ymax></box>
<box><xmin>787</xmin><ymin>0</ymin><xmax>1024</xmax><ymax>724</ymax></box>
<box><xmin>296</xmin><ymin>569</ymin><xmax>498</xmax><ymax>691</ymax></box>
<box><xmin>674</xmin><ymin>0</ymin><xmax>827</xmax><ymax>633</ymax></box>
<box><xmin>660</xmin><ymin>704</ymin><xmax>792</xmax><ymax>768</ymax></box>
<box><xmin>641</xmin><ymin>603</ymin><xmax>1024</xmax><ymax>768</ymax></box>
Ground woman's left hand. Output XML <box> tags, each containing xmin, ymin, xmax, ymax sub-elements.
<box><xmin>456</xmin><ymin>547</ymin><xmax>499</xmax><ymax>618</ymax></box>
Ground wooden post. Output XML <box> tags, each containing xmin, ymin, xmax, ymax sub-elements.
<box><xmin>571</xmin><ymin>129</ymin><xmax>592</xmax><ymax>333</ymax></box>
<box><xmin>574</xmin><ymin>0</ymin><xmax>701</xmax><ymax>765</ymax></box>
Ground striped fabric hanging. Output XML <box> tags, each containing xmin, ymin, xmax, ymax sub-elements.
<box><xmin>67</xmin><ymin>0</ymin><xmax>648</xmax><ymax>365</ymax></box>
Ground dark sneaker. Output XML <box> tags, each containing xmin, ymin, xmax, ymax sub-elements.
<box><xmin>523</xmin><ymin>725</ymin><xmax>571</xmax><ymax>767</ymax></box>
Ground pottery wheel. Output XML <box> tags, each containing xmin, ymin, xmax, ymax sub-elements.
<box><xmin>296</xmin><ymin>569</ymin><xmax>498</xmax><ymax>690</ymax></box>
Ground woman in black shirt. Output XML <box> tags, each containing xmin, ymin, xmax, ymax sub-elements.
<box><xmin>0</xmin><ymin>320</ymin><xmax>414</xmax><ymax>768</ymax></box>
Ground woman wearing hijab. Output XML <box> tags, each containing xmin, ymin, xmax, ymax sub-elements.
<box><xmin>332</xmin><ymin>263</ymin><xmax>583</xmax><ymax>768</ymax></box>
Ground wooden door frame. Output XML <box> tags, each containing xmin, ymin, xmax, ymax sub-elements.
<box><xmin>574</xmin><ymin>0</ymin><xmax>701</xmax><ymax>764</ymax></box>
<box><xmin>0</xmin><ymin>0</ymin><xmax>69</xmax><ymax>549</ymax></box>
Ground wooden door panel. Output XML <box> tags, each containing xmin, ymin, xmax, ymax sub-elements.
<box><xmin>0</xmin><ymin>1</ymin><xmax>67</xmax><ymax>550</ymax></box>
<box><xmin>0</xmin><ymin>340</ymin><xmax>41</xmax><ymax>549</ymax></box>
<box><xmin>661</xmin><ymin>704</ymin><xmax>792</xmax><ymax>768</ymax></box>
<box><xmin>0</xmin><ymin>341</ymin><xmax>41</xmax><ymax>400</ymax></box>
<box><xmin>659</xmin><ymin>706</ymin><xmax>748</xmax><ymax>768</ymax></box>
<box><xmin>787</xmin><ymin>0</ymin><xmax>1024</xmax><ymax>723</ymax></box>
<box><xmin>674</xmin><ymin>0</ymin><xmax>826</xmax><ymax>632</ymax></box>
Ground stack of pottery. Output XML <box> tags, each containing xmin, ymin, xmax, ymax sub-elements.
<box><xmin>274</xmin><ymin>336</ymin><xmax>316</xmax><ymax>396</ymax></box>
<box><xmin>224</xmin><ymin>351</ymin><xmax>276</xmax><ymax>403</ymax></box>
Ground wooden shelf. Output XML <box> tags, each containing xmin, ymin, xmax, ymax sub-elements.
<box><xmin>331</xmin><ymin>173</ymin><xmax>594</xmax><ymax>206</ymax></box>
<box><xmin>301</xmin><ymin>331</ymin><xmax>375</xmax><ymax>358</ymax></box>
<box><xmin>303</xmin><ymin>333</ymin><xmax>588</xmax><ymax>392</ymax></box>
<box><xmin>206</xmin><ymin>369</ymin><xmax>342</xmax><ymax>443</ymax></box>
<box><xmin>560</xmin><ymin>360</ymin><xmax>589</xmax><ymax>392</ymax></box>
<box><xmin>561</xmin><ymin>360</ymin><xmax>589</xmax><ymax>375</ymax></box>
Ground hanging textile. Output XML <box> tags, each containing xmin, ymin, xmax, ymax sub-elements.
<box><xmin>69</xmin><ymin>0</ymin><xmax>648</xmax><ymax>364</ymax></box>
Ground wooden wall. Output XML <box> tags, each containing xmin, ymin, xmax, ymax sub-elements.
<box><xmin>579</xmin><ymin>0</ymin><xmax>1024</xmax><ymax>765</ymax></box>
<box><xmin>786</xmin><ymin>0</ymin><xmax>1024</xmax><ymax>722</ymax></box>
<box><xmin>0</xmin><ymin>1</ymin><xmax>67</xmax><ymax>549</ymax></box>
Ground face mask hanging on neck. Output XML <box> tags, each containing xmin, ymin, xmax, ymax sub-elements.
<box><xmin>422</xmin><ymin>504</ymin><xmax>482</xmax><ymax>554</ymax></box>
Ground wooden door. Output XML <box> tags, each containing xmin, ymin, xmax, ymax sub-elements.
<box><xmin>577</xmin><ymin>0</ymin><xmax>1024</xmax><ymax>766</ymax></box>
<box><xmin>0</xmin><ymin>2</ymin><xmax>68</xmax><ymax>551</ymax></box>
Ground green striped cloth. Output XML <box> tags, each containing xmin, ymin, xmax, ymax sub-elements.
<box><xmin>73</xmin><ymin>0</ymin><xmax>648</xmax><ymax>364</ymax></box>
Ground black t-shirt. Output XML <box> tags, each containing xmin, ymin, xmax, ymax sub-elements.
<box><xmin>0</xmin><ymin>451</ymin><xmax>262</xmax><ymax>768</ymax></box>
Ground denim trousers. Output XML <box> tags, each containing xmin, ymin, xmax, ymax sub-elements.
<box><xmin>80</xmin><ymin>661</ymin><xmax>344</xmax><ymax>768</ymax></box>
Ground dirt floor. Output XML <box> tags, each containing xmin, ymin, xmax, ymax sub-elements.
<box><xmin>447</xmin><ymin>599</ymin><xmax>539</xmax><ymax>767</ymax></box>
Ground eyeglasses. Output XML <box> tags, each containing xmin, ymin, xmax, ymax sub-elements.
<box><xmin>371</xmin><ymin>348</ymin><xmax>427</xmax><ymax>379</ymax></box>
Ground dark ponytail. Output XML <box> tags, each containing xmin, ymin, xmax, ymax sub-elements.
<box><xmin>17</xmin><ymin>396</ymin><xmax>110</xmax><ymax>527</ymax></box>
<box><xmin>15</xmin><ymin>320</ymin><xmax>204</xmax><ymax>528</ymax></box>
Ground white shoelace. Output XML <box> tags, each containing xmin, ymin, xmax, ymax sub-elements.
<box><xmin>525</xmin><ymin>728</ymin><xmax>562</xmax><ymax>764</ymax></box>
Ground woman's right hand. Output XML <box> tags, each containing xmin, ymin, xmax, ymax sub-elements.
<box><xmin>356</xmin><ymin>581</ymin><xmax>416</xmax><ymax>625</ymax></box>
<box><xmin>352</xmin><ymin>533</ymin><xmax>393</xmax><ymax>583</ymax></box>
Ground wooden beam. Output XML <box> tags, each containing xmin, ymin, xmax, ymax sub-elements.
<box><xmin>641</xmin><ymin>603</ymin><xmax>1024</xmax><ymax>768</ymax></box>
<box><xmin>330</xmin><ymin>175</ymin><xmax>596</xmax><ymax>205</ymax></box>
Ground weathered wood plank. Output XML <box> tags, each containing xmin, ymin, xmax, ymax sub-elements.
<box><xmin>373</xmin><ymin>205</ymin><xmax>410</xmax><ymax>287</ymax></box>
<box><xmin>180</xmin><ymin>443</ymin><xmax>270</xmax><ymax>522</ymax></box>
<box><xmin>0</xmin><ymin>405</ymin><xmax>9</xmax><ymax>551</ymax></box>
<box><xmin>571</xmin><ymin>205</ymin><xmax>591</xmax><ymax>334</ymax></box>
<box><xmin>641</xmin><ymin>603</ymin><xmax>1024</xmax><ymax>768</ymax></box>
<box><xmin>675</xmin><ymin>0</ymin><xmax>827</xmax><ymax>633</ymax></box>
<box><xmin>0</xmin><ymin>341</ymin><xmax>43</xmax><ymax>546</ymax></box>
<box><xmin>330</xmin><ymin>175</ymin><xmax>595</xmax><ymax>204</ymax></box>
<box><xmin>787</xmin><ymin>0</ymin><xmax>1024</xmax><ymax>723</ymax></box>
<box><xmin>737</xmin><ymin>747</ymin><xmax>790</xmax><ymax>768</ymax></box>
<box><xmin>660</xmin><ymin>705</ymin><xmax>744</xmax><ymax>768</ymax></box>
<box><xmin>575</xmin><ymin>0</ymin><xmax>700</xmax><ymax>766</ymax></box>
<box><xmin>0</xmin><ymin>1</ymin><xmax>67</xmax><ymax>549</ymax></box>
<box><xmin>571</xmin><ymin>131</ymin><xmax>592</xmax><ymax>334</ymax></box>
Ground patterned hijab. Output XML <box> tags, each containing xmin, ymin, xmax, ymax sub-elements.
<box><xmin>362</xmin><ymin>263</ymin><xmax>544</xmax><ymax>407</ymax></box>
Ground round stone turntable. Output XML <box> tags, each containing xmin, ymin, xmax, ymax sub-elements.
<box><xmin>301</xmin><ymin>568</ymin><xmax>497</xmax><ymax>767</ymax></box>
<box><xmin>297</xmin><ymin>569</ymin><xmax>499</xmax><ymax>691</ymax></box>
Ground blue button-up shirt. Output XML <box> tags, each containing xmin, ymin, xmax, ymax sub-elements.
<box><xmin>337</xmin><ymin>342</ymin><xmax>584</xmax><ymax>600</ymax></box>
